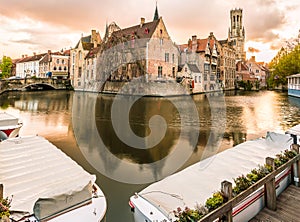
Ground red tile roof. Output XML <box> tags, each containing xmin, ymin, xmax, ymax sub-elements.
<box><xmin>85</xmin><ymin>46</ymin><xmax>102</xmax><ymax>59</ymax></box>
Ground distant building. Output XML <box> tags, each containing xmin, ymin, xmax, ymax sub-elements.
<box><xmin>177</xmin><ymin>63</ymin><xmax>202</xmax><ymax>93</ymax></box>
<box><xmin>228</xmin><ymin>8</ymin><xmax>246</xmax><ymax>61</ymax></box>
<box><xmin>39</xmin><ymin>50</ymin><xmax>70</xmax><ymax>79</ymax></box>
<box><xmin>246</xmin><ymin>56</ymin><xmax>269</xmax><ymax>88</ymax></box>
<box><xmin>236</xmin><ymin>61</ymin><xmax>257</xmax><ymax>84</ymax></box>
<box><xmin>16</xmin><ymin>53</ymin><xmax>46</xmax><ymax>78</ymax></box>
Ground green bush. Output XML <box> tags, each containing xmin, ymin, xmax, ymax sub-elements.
<box><xmin>0</xmin><ymin>197</ymin><xmax>12</xmax><ymax>219</ymax></box>
<box><xmin>174</xmin><ymin>206</ymin><xmax>204</xmax><ymax>222</ymax></box>
<box><xmin>205</xmin><ymin>192</ymin><xmax>224</xmax><ymax>212</ymax></box>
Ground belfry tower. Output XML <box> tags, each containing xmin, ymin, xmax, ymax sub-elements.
<box><xmin>228</xmin><ymin>8</ymin><xmax>246</xmax><ymax>61</ymax></box>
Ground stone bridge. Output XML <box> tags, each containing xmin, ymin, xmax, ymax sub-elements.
<box><xmin>0</xmin><ymin>78</ymin><xmax>72</xmax><ymax>94</ymax></box>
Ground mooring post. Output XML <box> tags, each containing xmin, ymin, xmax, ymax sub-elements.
<box><xmin>265</xmin><ymin>157</ymin><xmax>276</xmax><ymax>211</ymax></box>
<box><xmin>0</xmin><ymin>184</ymin><xmax>3</xmax><ymax>199</ymax></box>
<box><xmin>221</xmin><ymin>180</ymin><xmax>233</xmax><ymax>222</ymax></box>
<box><xmin>291</xmin><ymin>143</ymin><xmax>300</xmax><ymax>187</ymax></box>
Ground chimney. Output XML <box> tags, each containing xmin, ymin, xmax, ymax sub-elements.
<box><xmin>22</xmin><ymin>55</ymin><xmax>25</xmax><ymax>58</ymax></box>
<box><xmin>33</xmin><ymin>52</ymin><xmax>36</xmax><ymax>56</ymax></box>
<box><xmin>192</xmin><ymin>35</ymin><xmax>197</xmax><ymax>52</ymax></box>
<box><xmin>48</xmin><ymin>50</ymin><xmax>51</xmax><ymax>55</ymax></box>
<box><xmin>209</xmin><ymin>32</ymin><xmax>214</xmax><ymax>38</ymax></box>
<box><xmin>140</xmin><ymin>17</ymin><xmax>145</xmax><ymax>27</ymax></box>
<box><xmin>91</xmin><ymin>29</ymin><xmax>96</xmax><ymax>44</ymax></box>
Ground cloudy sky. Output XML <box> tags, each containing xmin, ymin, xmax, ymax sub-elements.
<box><xmin>0</xmin><ymin>0</ymin><xmax>299</xmax><ymax>62</ymax></box>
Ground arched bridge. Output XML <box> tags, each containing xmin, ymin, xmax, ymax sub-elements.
<box><xmin>0</xmin><ymin>78</ymin><xmax>72</xmax><ymax>94</ymax></box>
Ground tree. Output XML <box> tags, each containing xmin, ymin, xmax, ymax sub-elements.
<box><xmin>269</xmin><ymin>44</ymin><xmax>300</xmax><ymax>88</ymax></box>
<box><xmin>0</xmin><ymin>56</ymin><xmax>13</xmax><ymax>79</ymax></box>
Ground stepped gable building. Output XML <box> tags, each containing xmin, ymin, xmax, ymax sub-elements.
<box><xmin>101</xmin><ymin>6</ymin><xmax>179</xmax><ymax>81</ymax></box>
<box><xmin>70</xmin><ymin>30</ymin><xmax>102</xmax><ymax>90</ymax></box>
<box><xmin>228</xmin><ymin>8</ymin><xmax>246</xmax><ymax>61</ymax></box>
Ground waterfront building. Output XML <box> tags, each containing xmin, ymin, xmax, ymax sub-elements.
<box><xmin>70</xmin><ymin>30</ymin><xmax>102</xmax><ymax>90</ymax></box>
<box><xmin>16</xmin><ymin>53</ymin><xmax>46</xmax><ymax>78</ymax></box>
<box><xmin>102</xmin><ymin>15</ymin><xmax>179</xmax><ymax>82</ymax></box>
<box><xmin>218</xmin><ymin>40</ymin><xmax>236</xmax><ymax>90</ymax></box>
<box><xmin>39</xmin><ymin>50</ymin><xmax>70</xmax><ymax>79</ymax></box>
<box><xmin>246</xmin><ymin>56</ymin><xmax>269</xmax><ymax>88</ymax></box>
<box><xmin>228</xmin><ymin>8</ymin><xmax>246</xmax><ymax>62</ymax></box>
<box><xmin>236</xmin><ymin>61</ymin><xmax>258</xmax><ymax>85</ymax></box>
<box><xmin>179</xmin><ymin>32</ymin><xmax>221</xmax><ymax>92</ymax></box>
<box><xmin>177</xmin><ymin>63</ymin><xmax>202</xmax><ymax>93</ymax></box>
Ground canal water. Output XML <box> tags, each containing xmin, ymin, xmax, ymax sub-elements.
<box><xmin>1</xmin><ymin>90</ymin><xmax>300</xmax><ymax>221</ymax></box>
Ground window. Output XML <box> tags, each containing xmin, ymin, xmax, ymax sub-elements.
<box><xmin>57</xmin><ymin>59</ymin><xmax>59</xmax><ymax>64</ymax></box>
<box><xmin>78</xmin><ymin>67</ymin><xmax>82</xmax><ymax>78</ymax></box>
<box><xmin>87</xmin><ymin>70</ymin><xmax>89</xmax><ymax>79</ymax></box>
<box><xmin>64</xmin><ymin>66</ymin><xmax>67</xmax><ymax>71</ymax></box>
<box><xmin>158</xmin><ymin>66</ymin><xmax>162</xmax><ymax>78</ymax></box>
<box><xmin>165</xmin><ymin>53</ymin><xmax>169</xmax><ymax>62</ymax></box>
<box><xmin>160</xmin><ymin>38</ymin><xmax>163</xmax><ymax>45</ymax></box>
<box><xmin>256</xmin><ymin>70</ymin><xmax>259</xmax><ymax>73</ymax></box>
<box><xmin>172</xmin><ymin>54</ymin><xmax>175</xmax><ymax>63</ymax></box>
<box><xmin>62</xmin><ymin>59</ymin><xmax>65</xmax><ymax>64</ymax></box>
<box><xmin>59</xmin><ymin>66</ymin><xmax>62</xmax><ymax>71</ymax></box>
<box><xmin>195</xmin><ymin>76</ymin><xmax>197</xmax><ymax>83</ymax></box>
<box><xmin>53</xmin><ymin>66</ymin><xmax>57</xmax><ymax>71</ymax></box>
<box><xmin>172</xmin><ymin>67</ymin><xmax>175</xmax><ymax>78</ymax></box>
<box><xmin>204</xmin><ymin>74</ymin><xmax>207</xmax><ymax>81</ymax></box>
<box><xmin>199</xmin><ymin>76</ymin><xmax>201</xmax><ymax>83</ymax></box>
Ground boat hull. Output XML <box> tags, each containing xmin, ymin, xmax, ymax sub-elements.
<box><xmin>288</xmin><ymin>89</ymin><xmax>300</xmax><ymax>98</ymax></box>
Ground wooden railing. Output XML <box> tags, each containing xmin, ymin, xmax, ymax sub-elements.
<box><xmin>199</xmin><ymin>144</ymin><xmax>300</xmax><ymax>222</ymax></box>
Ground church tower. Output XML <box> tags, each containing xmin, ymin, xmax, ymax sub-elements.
<box><xmin>228</xmin><ymin>8</ymin><xmax>246</xmax><ymax>61</ymax></box>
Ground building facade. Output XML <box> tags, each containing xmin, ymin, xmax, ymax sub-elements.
<box><xmin>70</xmin><ymin>30</ymin><xmax>102</xmax><ymax>90</ymax></box>
<box><xmin>39</xmin><ymin>50</ymin><xmax>70</xmax><ymax>79</ymax></box>
<box><xmin>16</xmin><ymin>53</ymin><xmax>46</xmax><ymax>78</ymax></box>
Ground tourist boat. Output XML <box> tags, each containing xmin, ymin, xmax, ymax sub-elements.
<box><xmin>287</xmin><ymin>73</ymin><xmax>300</xmax><ymax>98</ymax></box>
<box><xmin>0</xmin><ymin>136</ymin><xmax>107</xmax><ymax>222</ymax></box>
<box><xmin>129</xmin><ymin>131</ymin><xmax>296</xmax><ymax>222</ymax></box>
<box><xmin>0</xmin><ymin>112</ymin><xmax>23</xmax><ymax>139</ymax></box>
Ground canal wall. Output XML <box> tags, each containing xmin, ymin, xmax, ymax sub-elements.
<box><xmin>102</xmin><ymin>80</ymin><xmax>191</xmax><ymax>96</ymax></box>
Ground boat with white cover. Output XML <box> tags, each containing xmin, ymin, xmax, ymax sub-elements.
<box><xmin>0</xmin><ymin>112</ymin><xmax>22</xmax><ymax>140</ymax></box>
<box><xmin>129</xmin><ymin>131</ymin><xmax>296</xmax><ymax>222</ymax></box>
<box><xmin>0</xmin><ymin>135</ymin><xmax>107</xmax><ymax>222</ymax></box>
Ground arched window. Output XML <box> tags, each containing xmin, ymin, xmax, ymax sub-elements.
<box><xmin>54</xmin><ymin>66</ymin><xmax>57</xmax><ymax>71</ymax></box>
<box><xmin>59</xmin><ymin>66</ymin><xmax>62</xmax><ymax>71</ymax></box>
<box><xmin>64</xmin><ymin>66</ymin><xmax>67</xmax><ymax>71</ymax></box>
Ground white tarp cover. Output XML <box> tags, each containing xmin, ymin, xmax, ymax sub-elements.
<box><xmin>285</xmin><ymin>124</ymin><xmax>300</xmax><ymax>136</ymax></box>
<box><xmin>0</xmin><ymin>136</ymin><xmax>96</xmax><ymax>220</ymax></box>
<box><xmin>138</xmin><ymin>132</ymin><xmax>293</xmax><ymax>215</ymax></box>
<box><xmin>0</xmin><ymin>112</ymin><xmax>19</xmax><ymax>128</ymax></box>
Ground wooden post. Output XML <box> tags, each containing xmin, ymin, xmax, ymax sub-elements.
<box><xmin>221</xmin><ymin>180</ymin><xmax>232</xmax><ymax>222</ymax></box>
<box><xmin>0</xmin><ymin>184</ymin><xmax>3</xmax><ymax>199</ymax></box>
<box><xmin>291</xmin><ymin>144</ymin><xmax>300</xmax><ymax>187</ymax></box>
<box><xmin>265</xmin><ymin>157</ymin><xmax>277</xmax><ymax>211</ymax></box>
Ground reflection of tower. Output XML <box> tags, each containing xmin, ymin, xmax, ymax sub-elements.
<box><xmin>228</xmin><ymin>8</ymin><xmax>246</xmax><ymax>61</ymax></box>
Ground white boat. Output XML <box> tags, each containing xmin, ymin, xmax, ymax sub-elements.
<box><xmin>287</xmin><ymin>73</ymin><xmax>300</xmax><ymax>98</ymax></box>
<box><xmin>129</xmin><ymin>132</ymin><xmax>295</xmax><ymax>222</ymax></box>
<box><xmin>0</xmin><ymin>136</ymin><xmax>107</xmax><ymax>222</ymax></box>
<box><xmin>0</xmin><ymin>112</ymin><xmax>23</xmax><ymax>140</ymax></box>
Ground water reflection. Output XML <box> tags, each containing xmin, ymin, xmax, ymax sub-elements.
<box><xmin>1</xmin><ymin>90</ymin><xmax>300</xmax><ymax>222</ymax></box>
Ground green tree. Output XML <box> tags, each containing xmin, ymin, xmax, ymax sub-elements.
<box><xmin>0</xmin><ymin>56</ymin><xmax>13</xmax><ymax>79</ymax></box>
<box><xmin>269</xmin><ymin>45</ymin><xmax>300</xmax><ymax>88</ymax></box>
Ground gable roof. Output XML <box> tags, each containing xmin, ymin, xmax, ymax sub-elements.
<box><xmin>17</xmin><ymin>53</ymin><xmax>46</xmax><ymax>63</ymax></box>
<box><xmin>187</xmin><ymin>64</ymin><xmax>200</xmax><ymax>73</ymax></box>
<box><xmin>110</xmin><ymin>19</ymin><xmax>160</xmax><ymax>41</ymax></box>
<box><xmin>75</xmin><ymin>35</ymin><xmax>92</xmax><ymax>49</ymax></box>
<box><xmin>85</xmin><ymin>46</ymin><xmax>102</xmax><ymax>59</ymax></box>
